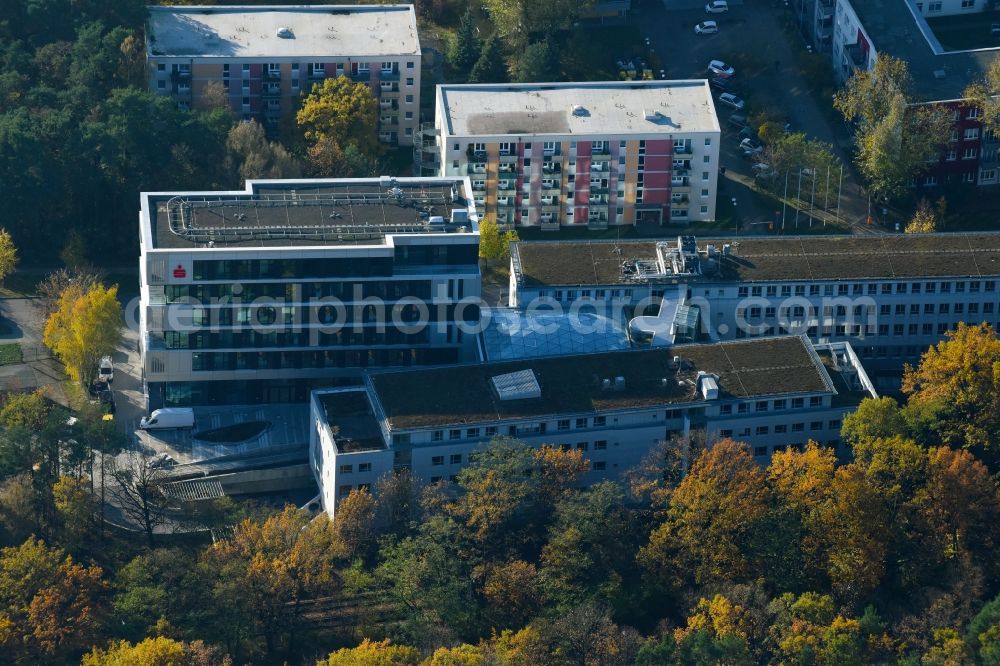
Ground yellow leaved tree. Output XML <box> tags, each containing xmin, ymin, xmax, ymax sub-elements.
<box><xmin>0</xmin><ymin>228</ymin><xmax>18</xmax><ymax>287</ymax></box>
<box><xmin>42</xmin><ymin>284</ymin><xmax>121</xmax><ymax>385</ymax></box>
<box><xmin>296</xmin><ymin>75</ymin><xmax>380</xmax><ymax>156</ymax></box>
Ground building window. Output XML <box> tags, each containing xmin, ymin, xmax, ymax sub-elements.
<box><xmin>965</xmin><ymin>128</ymin><xmax>980</xmax><ymax>140</ymax></box>
<box><xmin>449</xmin><ymin>429</ymin><xmax>461</xmax><ymax>440</ymax></box>
<box><xmin>406</xmin><ymin>60</ymin><xmax>415</xmax><ymax>68</ymax></box>
<box><xmin>339</xmin><ymin>465</ymin><xmax>353</xmax><ymax>474</ymax></box>
<box><xmin>431</xmin><ymin>456</ymin><xmax>444</xmax><ymax>466</ymax></box>
<box><xmin>558</xmin><ymin>419</ymin><xmax>570</xmax><ymax>430</ymax></box>
<box><xmin>359</xmin><ymin>463</ymin><xmax>372</xmax><ymax>473</ymax></box>
<box><xmin>450</xmin><ymin>454</ymin><xmax>462</xmax><ymax>465</ymax></box>
<box><xmin>593</xmin><ymin>416</ymin><xmax>606</xmax><ymax>426</ymax></box>
<box><xmin>963</xmin><ymin>171</ymin><xmax>976</xmax><ymax>183</ymax></box>
<box><xmin>406</xmin><ymin>77</ymin><xmax>414</xmax><ymax>86</ymax></box>
<box><xmin>928</xmin><ymin>1</ymin><xmax>942</xmax><ymax>10</ymax></box>
<box><xmin>575</xmin><ymin>417</ymin><xmax>587</xmax><ymax>428</ymax></box>
<box><xmin>594</xmin><ymin>440</ymin><xmax>608</xmax><ymax>450</ymax></box>
<box><xmin>756</xmin><ymin>426</ymin><xmax>769</xmax><ymax>435</ymax></box>
<box><xmin>964</xmin><ymin>147</ymin><xmax>978</xmax><ymax>159</ymax></box>
<box><xmin>592</xmin><ymin>461</ymin><xmax>607</xmax><ymax>471</ymax></box>
<box><xmin>466</xmin><ymin>428</ymin><xmax>479</xmax><ymax>438</ymax></box>
<box><xmin>381</xmin><ymin>61</ymin><xmax>393</xmax><ymax>72</ymax></box>
<box><xmin>405</xmin><ymin>94</ymin><xmax>414</xmax><ymax>103</ymax></box>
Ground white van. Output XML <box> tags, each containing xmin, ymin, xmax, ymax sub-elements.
<box><xmin>139</xmin><ymin>408</ymin><xmax>195</xmax><ymax>430</ymax></box>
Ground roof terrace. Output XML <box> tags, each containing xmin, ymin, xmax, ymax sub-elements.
<box><xmin>144</xmin><ymin>178</ymin><xmax>475</xmax><ymax>249</ymax></box>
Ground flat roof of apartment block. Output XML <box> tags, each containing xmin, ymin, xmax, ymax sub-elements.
<box><xmin>513</xmin><ymin>233</ymin><xmax>1000</xmax><ymax>286</ymax></box>
<box><xmin>317</xmin><ymin>390</ymin><xmax>386</xmax><ymax>453</ymax></box>
<box><xmin>368</xmin><ymin>336</ymin><xmax>836</xmax><ymax>429</ymax></box>
<box><xmin>146</xmin><ymin>5</ymin><xmax>420</xmax><ymax>59</ymax></box>
<box><xmin>437</xmin><ymin>81</ymin><xmax>720</xmax><ymax>137</ymax></box>
<box><xmin>144</xmin><ymin>178</ymin><xmax>474</xmax><ymax>249</ymax></box>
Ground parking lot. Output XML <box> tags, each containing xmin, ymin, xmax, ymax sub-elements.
<box><xmin>637</xmin><ymin>0</ymin><xmax>869</xmax><ymax>227</ymax></box>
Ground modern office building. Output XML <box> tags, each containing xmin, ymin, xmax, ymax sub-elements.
<box><xmin>829</xmin><ymin>0</ymin><xmax>998</xmax><ymax>186</ymax></box>
<box><xmin>426</xmin><ymin>81</ymin><xmax>721</xmax><ymax>229</ymax></box>
<box><xmin>146</xmin><ymin>5</ymin><xmax>421</xmax><ymax>145</ymax></box>
<box><xmin>310</xmin><ymin>335</ymin><xmax>876</xmax><ymax>516</ymax></box>
<box><xmin>138</xmin><ymin>176</ymin><xmax>479</xmax><ymax>409</ymax></box>
<box><xmin>509</xmin><ymin>233</ymin><xmax>1000</xmax><ymax>373</ymax></box>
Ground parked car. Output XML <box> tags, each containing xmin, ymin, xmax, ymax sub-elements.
<box><xmin>98</xmin><ymin>356</ymin><xmax>113</xmax><ymax>384</ymax></box>
<box><xmin>719</xmin><ymin>92</ymin><xmax>745</xmax><ymax>110</ymax></box>
<box><xmin>740</xmin><ymin>137</ymin><xmax>763</xmax><ymax>154</ymax></box>
<box><xmin>695</xmin><ymin>20</ymin><xmax>719</xmax><ymax>34</ymax></box>
<box><xmin>708</xmin><ymin>60</ymin><xmax>735</xmax><ymax>77</ymax></box>
<box><xmin>709</xmin><ymin>76</ymin><xmax>731</xmax><ymax>91</ymax></box>
<box><xmin>739</xmin><ymin>126</ymin><xmax>757</xmax><ymax>141</ymax></box>
<box><xmin>706</xmin><ymin>0</ymin><xmax>729</xmax><ymax>12</ymax></box>
<box><xmin>97</xmin><ymin>389</ymin><xmax>116</xmax><ymax>417</ymax></box>
<box><xmin>752</xmin><ymin>163</ymin><xmax>776</xmax><ymax>178</ymax></box>
<box><xmin>727</xmin><ymin>113</ymin><xmax>747</xmax><ymax>128</ymax></box>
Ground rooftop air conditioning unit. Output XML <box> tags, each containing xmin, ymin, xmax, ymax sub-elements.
<box><xmin>276</xmin><ymin>26</ymin><xmax>294</xmax><ymax>38</ymax></box>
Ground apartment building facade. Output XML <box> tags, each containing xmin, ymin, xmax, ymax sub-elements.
<box><xmin>830</xmin><ymin>0</ymin><xmax>999</xmax><ymax>186</ymax></box>
<box><xmin>138</xmin><ymin>177</ymin><xmax>479</xmax><ymax>409</ymax></box>
<box><xmin>509</xmin><ymin>234</ymin><xmax>1000</xmax><ymax>374</ymax></box>
<box><xmin>429</xmin><ymin>81</ymin><xmax>721</xmax><ymax>229</ymax></box>
<box><xmin>146</xmin><ymin>5</ymin><xmax>421</xmax><ymax>145</ymax></box>
<box><xmin>309</xmin><ymin>336</ymin><xmax>875</xmax><ymax>516</ymax></box>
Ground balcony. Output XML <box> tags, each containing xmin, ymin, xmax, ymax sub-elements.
<box><xmin>845</xmin><ymin>43</ymin><xmax>867</xmax><ymax>70</ymax></box>
<box><xmin>498</xmin><ymin>162</ymin><xmax>516</xmax><ymax>174</ymax></box>
<box><xmin>496</xmin><ymin>196</ymin><xmax>514</xmax><ymax>207</ymax></box>
<box><xmin>379</xmin><ymin>69</ymin><xmax>400</xmax><ymax>81</ymax></box>
<box><xmin>541</xmin><ymin>195</ymin><xmax>559</xmax><ymax>206</ymax></box>
<box><xmin>672</xmin><ymin>177</ymin><xmax>690</xmax><ymax>189</ymax></box>
<box><xmin>497</xmin><ymin>182</ymin><xmax>516</xmax><ymax>196</ymax></box>
<box><xmin>308</xmin><ymin>69</ymin><xmax>326</xmax><ymax>81</ymax></box>
<box><xmin>592</xmin><ymin>144</ymin><xmax>611</xmax><ymax>156</ymax></box>
<box><xmin>589</xmin><ymin>194</ymin><xmax>609</xmax><ymax>204</ymax></box>
<box><xmin>262</xmin><ymin>82</ymin><xmax>282</xmax><ymax>97</ymax></box>
<box><xmin>541</xmin><ymin>182</ymin><xmax>560</xmax><ymax>193</ymax></box>
<box><xmin>589</xmin><ymin>185</ymin><xmax>610</xmax><ymax>194</ymax></box>
<box><xmin>379</xmin><ymin>82</ymin><xmax>399</xmax><ymax>93</ymax></box>
<box><xmin>380</xmin><ymin>99</ymin><xmax>397</xmax><ymax>110</ymax></box>
<box><xmin>590</xmin><ymin>162</ymin><xmax>610</xmax><ymax>173</ymax></box>
<box><xmin>264</xmin><ymin>68</ymin><xmax>281</xmax><ymax>81</ymax></box>
<box><xmin>467</xmin><ymin>163</ymin><xmax>487</xmax><ymax>175</ymax></box>
<box><xmin>542</xmin><ymin>162</ymin><xmax>562</xmax><ymax>175</ymax></box>
<box><xmin>352</xmin><ymin>69</ymin><xmax>372</xmax><ymax>81</ymax></box>
<box><xmin>588</xmin><ymin>217</ymin><xmax>609</xmax><ymax>230</ymax></box>
<box><xmin>673</xmin><ymin>143</ymin><xmax>692</xmax><ymax>155</ymax></box>
<box><xmin>498</xmin><ymin>152</ymin><xmax>518</xmax><ymax>163</ymax></box>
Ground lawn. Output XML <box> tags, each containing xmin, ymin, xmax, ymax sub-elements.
<box><xmin>0</xmin><ymin>343</ymin><xmax>23</xmax><ymax>366</ymax></box>
<box><xmin>926</xmin><ymin>12</ymin><xmax>1000</xmax><ymax>51</ymax></box>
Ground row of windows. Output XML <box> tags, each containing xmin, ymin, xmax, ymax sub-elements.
<box><xmin>423</xmin><ymin>415</ymin><xmax>613</xmax><ymax>444</ymax></box>
<box><xmin>737</xmin><ymin>279</ymin><xmax>996</xmax><ymax>298</ymax></box>
<box><xmin>731</xmin><ymin>320</ymin><xmax>992</xmax><ymax>339</ymax></box>
<box><xmin>719</xmin><ymin>419</ymin><xmax>841</xmax><ymax>438</ymax></box>
<box><xmin>737</xmin><ymin>301</ymin><xmax>997</xmax><ymax>320</ymax></box>
<box><xmin>189</xmin><ymin>347</ymin><xmax>458</xmax><ymax>372</ymax></box>
<box><xmin>163</xmin><ymin>280</ymin><xmax>435</xmax><ymax>303</ymax></box>
<box><xmin>167</xmin><ymin>327</ymin><xmax>432</xmax><ymax>350</ymax></box>
<box><xmin>719</xmin><ymin>396</ymin><xmax>824</xmax><ymax>415</ymax></box>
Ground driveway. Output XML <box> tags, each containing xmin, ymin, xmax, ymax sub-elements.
<box><xmin>638</xmin><ymin>0</ymin><xmax>870</xmax><ymax>228</ymax></box>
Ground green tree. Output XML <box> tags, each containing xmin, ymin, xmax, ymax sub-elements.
<box><xmin>905</xmin><ymin>197</ymin><xmax>938</xmax><ymax>233</ymax></box>
<box><xmin>0</xmin><ymin>390</ymin><xmax>51</xmax><ymax>431</ymax></box>
<box><xmin>902</xmin><ymin>322</ymin><xmax>1000</xmax><ymax>452</ymax></box>
<box><xmin>297</xmin><ymin>76</ymin><xmax>379</xmax><ymax>155</ymax></box>
<box><xmin>511</xmin><ymin>36</ymin><xmax>560</xmax><ymax>83</ymax></box>
<box><xmin>0</xmin><ymin>229</ymin><xmax>18</xmax><ymax>287</ymax></box>
<box><xmin>963</xmin><ymin>54</ymin><xmax>1000</xmax><ymax>138</ymax></box>
<box><xmin>319</xmin><ymin>638</ymin><xmax>420</xmax><ymax>665</ymax></box>
<box><xmin>478</xmin><ymin>217</ymin><xmax>504</xmax><ymax>262</ymax></box>
<box><xmin>82</xmin><ymin>637</ymin><xmax>231</xmax><ymax>666</ymax></box>
<box><xmin>483</xmin><ymin>0</ymin><xmax>596</xmax><ymax>44</ymax></box>
<box><xmin>469</xmin><ymin>35</ymin><xmax>508</xmax><ymax>84</ymax></box>
<box><xmin>225</xmin><ymin>120</ymin><xmax>301</xmax><ymax>184</ymax></box>
<box><xmin>42</xmin><ymin>283</ymin><xmax>121</xmax><ymax>386</ymax></box>
<box><xmin>834</xmin><ymin>56</ymin><xmax>951</xmax><ymax>200</ymax></box>
<box><xmin>448</xmin><ymin>9</ymin><xmax>480</xmax><ymax>74</ymax></box>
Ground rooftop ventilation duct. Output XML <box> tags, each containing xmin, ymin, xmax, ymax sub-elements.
<box><xmin>276</xmin><ymin>27</ymin><xmax>294</xmax><ymax>38</ymax></box>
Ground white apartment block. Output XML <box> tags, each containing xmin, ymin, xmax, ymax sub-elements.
<box><xmin>146</xmin><ymin>5</ymin><xmax>421</xmax><ymax>145</ymax></box>
<box><xmin>138</xmin><ymin>177</ymin><xmax>479</xmax><ymax>410</ymax></box>
<box><xmin>426</xmin><ymin>81</ymin><xmax>721</xmax><ymax>229</ymax></box>
<box><xmin>509</xmin><ymin>234</ymin><xmax>1000</xmax><ymax>376</ymax></box>
<box><xmin>310</xmin><ymin>336</ymin><xmax>876</xmax><ymax>516</ymax></box>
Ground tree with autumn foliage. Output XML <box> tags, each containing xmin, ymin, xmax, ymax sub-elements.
<box><xmin>42</xmin><ymin>283</ymin><xmax>121</xmax><ymax>386</ymax></box>
<box><xmin>0</xmin><ymin>537</ymin><xmax>107</xmax><ymax>662</ymax></box>
<box><xmin>297</xmin><ymin>75</ymin><xmax>379</xmax><ymax>157</ymax></box>
<box><xmin>639</xmin><ymin>439</ymin><xmax>775</xmax><ymax>588</ymax></box>
<box><xmin>902</xmin><ymin>322</ymin><xmax>1000</xmax><ymax>454</ymax></box>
